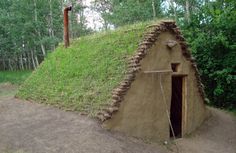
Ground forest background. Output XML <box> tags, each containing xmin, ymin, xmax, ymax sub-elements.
<box><xmin>0</xmin><ymin>0</ymin><xmax>235</xmax><ymax>110</ymax></box>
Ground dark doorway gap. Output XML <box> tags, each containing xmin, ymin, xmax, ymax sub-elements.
<box><xmin>170</xmin><ymin>76</ymin><xmax>183</xmax><ymax>138</ymax></box>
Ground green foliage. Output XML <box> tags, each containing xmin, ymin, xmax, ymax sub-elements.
<box><xmin>181</xmin><ymin>0</ymin><xmax>236</xmax><ymax>109</ymax></box>
<box><xmin>0</xmin><ymin>0</ymin><xmax>92</xmax><ymax>70</ymax></box>
<box><xmin>102</xmin><ymin>0</ymin><xmax>163</xmax><ymax>27</ymax></box>
<box><xmin>0</xmin><ymin>71</ymin><xmax>31</xmax><ymax>85</ymax></box>
<box><xmin>17</xmin><ymin>22</ymin><xmax>148</xmax><ymax>115</ymax></box>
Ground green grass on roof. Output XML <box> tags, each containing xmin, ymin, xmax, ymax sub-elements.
<box><xmin>17</xmin><ymin>22</ymin><xmax>151</xmax><ymax>116</ymax></box>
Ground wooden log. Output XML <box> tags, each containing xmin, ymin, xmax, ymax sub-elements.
<box><xmin>128</xmin><ymin>62</ymin><xmax>141</xmax><ymax>67</ymax></box>
<box><xmin>112</xmin><ymin>91</ymin><xmax>125</xmax><ymax>96</ymax></box>
<box><xmin>176</xmin><ymin>35</ymin><xmax>185</xmax><ymax>41</ymax></box>
<box><xmin>112</xmin><ymin>94</ymin><xmax>122</xmax><ymax>100</ymax></box>
<box><xmin>146</xmin><ymin>24</ymin><xmax>159</xmax><ymax>28</ymax></box>
<box><xmin>138</xmin><ymin>45</ymin><xmax>148</xmax><ymax>50</ymax></box>
<box><xmin>125</xmin><ymin>73</ymin><xmax>135</xmax><ymax>78</ymax></box>
<box><xmin>103</xmin><ymin>112</ymin><xmax>111</xmax><ymax>119</ymax></box>
<box><xmin>128</xmin><ymin>59</ymin><xmax>139</xmax><ymax>64</ymax></box>
<box><xmin>142</xmin><ymin>41</ymin><xmax>152</xmax><ymax>45</ymax></box>
<box><xmin>111</xmin><ymin>100</ymin><xmax>121</xmax><ymax>106</ymax></box>
<box><xmin>97</xmin><ymin>114</ymin><xmax>106</xmax><ymax>122</ymax></box>
<box><xmin>105</xmin><ymin>107</ymin><xmax>119</xmax><ymax>114</ymax></box>
<box><xmin>137</xmin><ymin>49</ymin><xmax>147</xmax><ymax>55</ymax></box>
<box><xmin>113</xmin><ymin>88</ymin><xmax>127</xmax><ymax>93</ymax></box>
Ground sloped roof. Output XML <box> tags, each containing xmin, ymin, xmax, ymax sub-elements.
<box><xmin>17</xmin><ymin>20</ymin><xmax>206</xmax><ymax>119</ymax></box>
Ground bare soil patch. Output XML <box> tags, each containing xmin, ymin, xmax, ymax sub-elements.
<box><xmin>0</xmin><ymin>86</ymin><xmax>235</xmax><ymax>153</ymax></box>
<box><xmin>0</xmin><ymin>83</ymin><xmax>18</xmax><ymax>98</ymax></box>
<box><xmin>176</xmin><ymin>107</ymin><xmax>236</xmax><ymax>153</ymax></box>
<box><xmin>0</xmin><ymin>97</ymin><xmax>167</xmax><ymax>153</ymax></box>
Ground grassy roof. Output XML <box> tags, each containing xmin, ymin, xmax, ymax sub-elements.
<box><xmin>17</xmin><ymin>22</ymin><xmax>152</xmax><ymax>116</ymax></box>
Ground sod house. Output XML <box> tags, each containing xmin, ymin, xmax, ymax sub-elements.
<box><xmin>98</xmin><ymin>21</ymin><xmax>209</xmax><ymax>142</ymax></box>
<box><xmin>18</xmin><ymin>20</ymin><xmax>209</xmax><ymax>142</ymax></box>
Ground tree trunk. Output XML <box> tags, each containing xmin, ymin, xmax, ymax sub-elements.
<box><xmin>27</xmin><ymin>52</ymin><xmax>31</xmax><ymax>70</ymax></box>
<box><xmin>23</xmin><ymin>52</ymin><xmax>27</xmax><ymax>70</ymax></box>
<box><xmin>40</xmin><ymin>43</ymin><xmax>46</xmax><ymax>57</ymax></box>
<box><xmin>152</xmin><ymin>0</ymin><xmax>156</xmax><ymax>19</ymax></box>
<box><xmin>34</xmin><ymin>49</ymin><xmax>39</xmax><ymax>67</ymax></box>
<box><xmin>33</xmin><ymin>0</ymin><xmax>38</xmax><ymax>22</ymax></box>
<box><xmin>19</xmin><ymin>54</ymin><xmax>24</xmax><ymax>70</ymax></box>
<box><xmin>49</xmin><ymin>0</ymin><xmax>55</xmax><ymax>50</ymax></box>
<box><xmin>34</xmin><ymin>0</ymin><xmax>46</xmax><ymax>57</ymax></box>
<box><xmin>31</xmin><ymin>50</ymin><xmax>36</xmax><ymax>70</ymax></box>
<box><xmin>8</xmin><ymin>59</ymin><xmax>13</xmax><ymax>71</ymax></box>
<box><xmin>2</xmin><ymin>57</ymin><xmax>6</xmax><ymax>70</ymax></box>
<box><xmin>104</xmin><ymin>19</ymin><xmax>108</xmax><ymax>31</ymax></box>
<box><xmin>185</xmin><ymin>0</ymin><xmax>190</xmax><ymax>23</ymax></box>
<box><xmin>170</xmin><ymin>0</ymin><xmax>177</xmax><ymax>21</ymax></box>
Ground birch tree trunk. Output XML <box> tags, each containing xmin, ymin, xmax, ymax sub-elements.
<box><xmin>49</xmin><ymin>0</ymin><xmax>55</xmax><ymax>50</ymax></box>
<box><xmin>185</xmin><ymin>0</ymin><xmax>190</xmax><ymax>23</ymax></box>
<box><xmin>34</xmin><ymin>0</ymin><xmax>46</xmax><ymax>58</ymax></box>
<box><xmin>34</xmin><ymin>49</ymin><xmax>39</xmax><ymax>67</ymax></box>
<box><xmin>8</xmin><ymin>59</ymin><xmax>13</xmax><ymax>71</ymax></box>
<box><xmin>19</xmin><ymin>55</ymin><xmax>24</xmax><ymax>70</ymax></box>
<box><xmin>3</xmin><ymin>59</ymin><xmax>6</xmax><ymax>70</ymax></box>
<box><xmin>152</xmin><ymin>0</ymin><xmax>157</xmax><ymax>19</ymax></box>
<box><xmin>27</xmin><ymin>52</ymin><xmax>31</xmax><ymax>70</ymax></box>
<box><xmin>170</xmin><ymin>0</ymin><xmax>177</xmax><ymax>21</ymax></box>
<box><xmin>23</xmin><ymin>52</ymin><xmax>27</xmax><ymax>70</ymax></box>
<box><xmin>31</xmin><ymin>50</ymin><xmax>36</xmax><ymax>70</ymax></box>
<box><xmin>40</xmin><ymin>43</ymin><xmax>46</xmax><ymax>56</ymax></box>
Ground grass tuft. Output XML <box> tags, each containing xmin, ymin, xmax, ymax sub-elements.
<box><xmin>17</xmin><ymin>22</ymin><xmax>151</xmax><ymax>116</ymax></box>
<box><xmin>0</xmin><ymin>71</ymin><xmax>31</xmax><ymax>85</ymax></box>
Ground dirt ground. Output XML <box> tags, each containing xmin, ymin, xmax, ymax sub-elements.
<box><xmin>0</xmin><ymin>84</ymin><xmax>235</xmax><ymax>153</ymax></box>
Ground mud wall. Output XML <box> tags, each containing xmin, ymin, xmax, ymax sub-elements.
<box><xmin>104</xmin><ymin>31</ymin><xmax>208</xmax><ymax>142</ymax></box>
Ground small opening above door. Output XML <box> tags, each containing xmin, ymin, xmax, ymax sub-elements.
<box><xmin>171</xmin><ymin>63</ymin><xmax>180</xmax><ymax>72</ymax></box>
